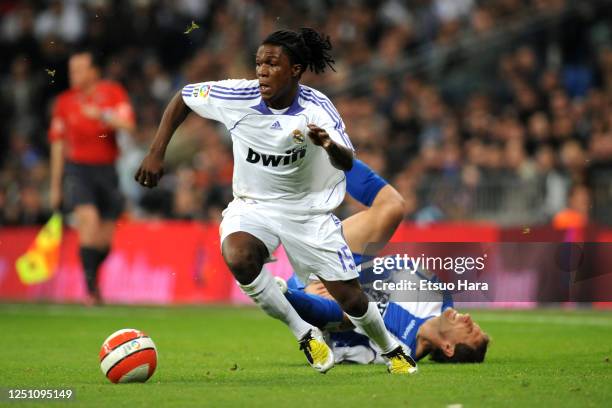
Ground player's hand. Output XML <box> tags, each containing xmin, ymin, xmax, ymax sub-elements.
<box><xmin>305</xmin><ymin>281</ymin><xmax>334</xmax><ymax>300</ymax></box>
<box><xmin>135</xmin><ymin>152</ymin><xmax>164</xmax><ymax>188</ymax></box>
<box><xmin>307</xmin><ymin>124</ymin><xmax>332</xmax><ymax>149</ymax></box>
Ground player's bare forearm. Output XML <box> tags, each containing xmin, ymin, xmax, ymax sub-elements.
<box><xmin>324</xmin><ymin>141</ymin><xmax>353</xmax><ymax>171</ymax></box>
<box><xmin>307</xmin><ymin>124</ymin><xmax>353</xmax><ymax>171</ymax></box>
<box><xmin>148</xmin><ymin>91</ymin><xmax>191</xmax><ymax>157</ymax></box>
<box><xmin>135</xmin><ymin>91</ymin><xmax>191</xmax><ymax>188</ymax></box>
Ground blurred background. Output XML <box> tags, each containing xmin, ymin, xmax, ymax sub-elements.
<box><xmin>2</xmin><ymin>0</ymin><xmax>612</xmax><ymax>227</ymax></box>
<box><xmin>1</xmin><ymin>0</ymin><xmax>612</xmax><ymax>304</ymax></box>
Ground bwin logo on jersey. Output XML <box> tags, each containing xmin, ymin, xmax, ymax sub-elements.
<box><xmin>246</xmin><ymin>146</ymin><xmax>306</xmax><ymax>167</ymax></box>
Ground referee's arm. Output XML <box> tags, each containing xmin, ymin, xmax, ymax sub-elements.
<box><xmin>101</xmin><ymin>107</ymin><xmax>135</xmax><ymax>133</ymax></box>
<box><xmin>83</xmin><ymin>102</ymin><xmax>136</xmax><ymax>133</ymax></box>
<box><xmin>49</xmin><ymin>140</ymin><xmax>64</xmax><ymax>211</ymax></box>
<box><xmin>48</xmin><ymin>102</ymin><xmax>65</xmax><ymax>211</ymax></box>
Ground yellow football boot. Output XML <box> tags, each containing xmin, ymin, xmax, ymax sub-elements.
<box><xmin>382</xmin><ymin>346</ymin><xmax>418</xmax><ymax>374</ymax></box>
<box><xmin>299</xmin><ymin>328</ymin><xmax>334</xmax><ymax>374</ymax></box>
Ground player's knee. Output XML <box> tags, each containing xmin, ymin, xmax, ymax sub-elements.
<box><xmin>223</xmin><ymin>246</ymin><xmax>263</xmax><ymax>271</ymax></box>
<box><xmin>222</xmin><ymin>243</ymin><xmax>265</xmax><ymax>283</ymax></box>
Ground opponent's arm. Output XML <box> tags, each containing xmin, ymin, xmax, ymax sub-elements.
<box><xmin>342</xmin><ymin>185</ymin><xmax>406</xmax><ymax>255</ymax></box>
<box><xmin>307</xmin><ymin>124</ymin><xmax>353</xmax><ymax>171</ymax></box>
<box><xmin>135</xmin><ymin>91</ymin><xmax>191</xmax><ymax>188</ymax></box>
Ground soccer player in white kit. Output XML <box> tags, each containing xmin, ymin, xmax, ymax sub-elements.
<box><xmin>135</xmin><ymin>28</ymin><xmax>416</xmax><ymax>374</ymax></box>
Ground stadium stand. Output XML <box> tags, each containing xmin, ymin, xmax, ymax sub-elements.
<box><xmin>1</xmin><ymin>0</ymin><xmax>611</xmax><ymax>226</ymax></box>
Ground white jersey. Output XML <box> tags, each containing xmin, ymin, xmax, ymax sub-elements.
<box><xmin>182</xmin><ymin>79</ymin><xmax>354</xmax><ymax>214</ymax></box>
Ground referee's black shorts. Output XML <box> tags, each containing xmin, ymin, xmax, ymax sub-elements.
<box><xmin>63</xmin><ymin>161</ymin><xmax>124</xmax><ymax>220</ymax></box>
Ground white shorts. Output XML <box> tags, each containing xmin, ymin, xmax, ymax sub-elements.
<box><xmin>220</xmin><ymin>198</ymin><xmax>359</xmax><ymax>283</ymax></box>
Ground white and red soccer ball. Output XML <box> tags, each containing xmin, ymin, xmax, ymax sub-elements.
<box><xmin>99</xmin><ymin>329</ymin><xmax>157</xmax><ymax>383</ymax></box>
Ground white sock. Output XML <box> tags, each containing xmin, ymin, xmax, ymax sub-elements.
<box><xmin>239</xmin><ymin>268</ymin><xmax>312</xmax><ymax>340</ymax></box>
<box><xmin>347</xmin><ymin>302</ymin><xmax>398</xmax><ymax>354</ymax></box>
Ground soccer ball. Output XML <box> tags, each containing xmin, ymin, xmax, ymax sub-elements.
<box><xmin>99</xmin><ymin>328</ymin><xmax>157</xmax><ymax>383</ymax></box>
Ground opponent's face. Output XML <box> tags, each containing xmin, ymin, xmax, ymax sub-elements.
<box><xmin>69</xmin><ymin>53</ymin><xmax>99</xmax><ymax>90</ymax></box>
<box><xmin>439</xmin><ymin>308</ymin><xmax>486</xmax><ymax>351</ymax></box>
<box><xmin>255</xmin><ymin>44</ymin><xmax>301</xmax><ymax>105</ymax></box>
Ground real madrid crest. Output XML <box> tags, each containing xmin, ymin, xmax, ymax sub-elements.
<box><xmin>292</xmin><ymin>129</ymin><xmax>305</xmax><ymax>144</ymax></box>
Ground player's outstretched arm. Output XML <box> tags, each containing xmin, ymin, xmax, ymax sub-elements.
<box><xmin>135</xmin><ymin>91</ymin><xmax>191</xmax><ymax>188</ymax></box>
<box><xmin>343</xmin><ymin>185</ymin><xmax>406</xmax><ymax>255</ymax></box>
<box><xmin>307</xmin><ymin>124</ymin><xmax>353</xmax><ymax>171</ymax></box>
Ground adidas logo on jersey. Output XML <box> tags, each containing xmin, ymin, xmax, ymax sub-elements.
<box><xmin>270</xmin><ymin>121</ymin><xmax>283</xmax><ymax>130</ymax></box>
<box><xmin>246</xmin><ymin>146</ymin><xmax>306</xmax><ymax>167</ymax></box>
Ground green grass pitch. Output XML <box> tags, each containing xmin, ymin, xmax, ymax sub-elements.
<box><xmin>1</xmin><ymin>304</ymin><xmax>611</xmax><ymax>407</ymax></box>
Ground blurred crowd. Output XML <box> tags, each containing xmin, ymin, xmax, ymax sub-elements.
<box><xmin>1</xmin><ymin>0</ymin><xmax>612</xmax><ymax>226</ymax></box>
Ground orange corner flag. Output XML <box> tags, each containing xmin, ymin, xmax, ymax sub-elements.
<box><xmin>16</xmin><ymin>213</ymin><xmax>63</xmax><ymax>285</ymax></box>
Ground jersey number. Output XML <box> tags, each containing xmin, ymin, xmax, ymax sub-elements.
<box><xmin>336</xmin><ymin>244</ymin><xmax>356</xmax><ymax>273</ymax></box>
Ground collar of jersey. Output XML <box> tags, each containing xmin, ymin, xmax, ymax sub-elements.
<box><xmin>251</xmin><ymin>90</ymin><xmax>304</xmax><ymax>115</ymax></box>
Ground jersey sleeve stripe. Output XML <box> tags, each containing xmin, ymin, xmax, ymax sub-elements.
<box><xmin>302</xmin><ymin>93</ymin><xmax>353</xmax><ymax>149</ymax></box>
<box><xmin>213</xmin><ymin>84</ymin><xmax>259</xmax><ymax>91</ymax></box>
<box><xmin>300</xmin><ymin>88</ymin><xmax>353</xmax><ymax>149</ymax></box>
<box><xmin>302</xmin><ymin>88</ymin><xmax>343</xmax><ymax>119</ymax></box>
<box><xmin>182</xmin><ymin>85</ymin><xmax>195</xmax><ymax>96</ymax></box>
<box><xmin>300</xmin><ymin>90</ymin><xmax>354</xmax><ymax>149</ymax></box>
<box><xmin>182</xmin><ymin>84</ymin><xmax>260</xmax><ymax>97</ymax></box>
<box><xmin>210</xmin><ymin>86</ymin><xmax>260</xmax><ymax>95</ymax></box>
<box><xmin>209</xmin><ymin>93</ymin><xmax>261</xmax><ymax>101</ymax></box>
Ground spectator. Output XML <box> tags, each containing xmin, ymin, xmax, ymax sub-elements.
<box><xmin>552</xmin><ymin>184</ymin><xmax>590</xmax><ymax>229</ymax></box>
<box><xmin>1</xmin><ymin>0</ymin><xmax>611</xmax><ymax>227</ymax></box>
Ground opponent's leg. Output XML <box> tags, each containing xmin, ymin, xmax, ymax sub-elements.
<box><xmin>223</xmin><ymin>232</ymin><xmax>334</xmax><ymax>373</ymax></box>
<box><xmin>275</xmin><ymin>277</ymin><xmax>346</xmax><ymax>330</ymax></box>
<box><xmin>321</xmin><ymin>278</ymin><xmax>417</xmax><ymax>374</ymax></box>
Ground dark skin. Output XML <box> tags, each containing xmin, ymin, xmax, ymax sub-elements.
<box><xmin>135</xmin><ymin>43</ymin><xmax>364</xmax><ymax>315</ymax></box>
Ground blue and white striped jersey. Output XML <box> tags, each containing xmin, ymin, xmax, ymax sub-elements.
<box><xmin>349</xmin><ymin>267</ymin><xmax>454</xmax><ymax>360</ymax></box>
<box><xmin>182</xmin><ymin>79</ymin><xmax>354</xmax><ymax>215</ymax></box>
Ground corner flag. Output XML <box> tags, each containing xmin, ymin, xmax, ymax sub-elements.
<box><xmin>16</xmin><ymin>213</ymin><xmax>63</xmax><ymax>285</ymax></box>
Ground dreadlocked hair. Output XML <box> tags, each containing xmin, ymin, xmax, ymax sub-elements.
<box><xmin>262</xmin><ymin>27</ymin><xmax>336</xmax><ymax>75</ymax></box>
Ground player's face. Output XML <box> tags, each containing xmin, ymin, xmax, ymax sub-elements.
<box><xmin>255</xmin><ymin>44</ymin><xmax>297</xmax><ymax>106</ymax></box>
<box><xmin>69</xmin><ymin>54</ymin><xmax>99</xmax><ymax>90</ymax></box>
<box><xmin>439</xmin><ymin>308</ymin><xmax>486</xmax><ymax>349</ymax></box>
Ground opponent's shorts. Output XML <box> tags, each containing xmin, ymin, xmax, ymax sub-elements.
<box><xmin>220</xmin><ymin>198</ymin><xmax>359</xmax><ymax>283</ymax></box>
<box><xmin>63</xmin><ymin>161</ymin><xmax>124</xmax><ymax>220</ymax></box>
